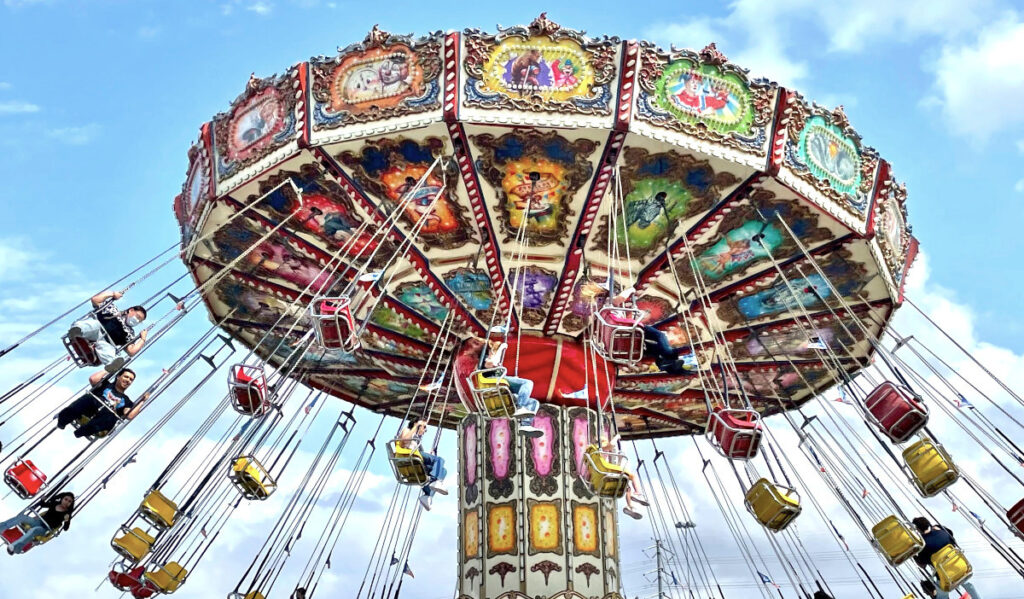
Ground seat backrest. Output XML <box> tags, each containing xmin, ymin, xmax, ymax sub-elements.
<box><xmin>931</xmin><ymin>544</ymin><xmax>971</xmax><ymax>591</ymax></box>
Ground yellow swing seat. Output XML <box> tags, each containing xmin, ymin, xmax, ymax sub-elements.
<box><xmin>144</xmin><ymin>561</ymin><xmax>188</xmax><ymax>594</ymax></box>
<box><xmin>932</xmin><ymin>543</ymin><xmax>972</xmax><ymax>592</ymax></box>
<box><xmin>902</xmin><ymin>437</ymin><xmax>959</xmax><ymax>497</ymax></box>
<box><xmin>744</xmin><ymin>478</ymin><xmax>802</xmax><ymax>532</ymax></box>
<box><xmin>229</xmin><ymin>456</ymin><xmax>277</xmax><ymax>500</ymax></box>
<box><xmin>111</xmin><ymin>525</ymin><xmax>155</xmax><ymax>563</ymax></box>
<box><xmin>140</xmin><ymin>489</ymin><xmax>178</xmax><ymax>530</ymax></box>
<box><xmin>386</xmin><ymin>439</ymin><xmax>429</xmax><ymax>485</ymax></box>
<box><xmin>467</xmin><ymin>367</ymin><xmax>516</xmax><ymax>419</ymax></box>
<box><xmin>871</xmin><ymin>515</ymin><xmax>924</xmax><ymax>566</ymax></box>
<box><xmin>584</xmin><ymin>444</ymin><xmax>630</xmax><ymax>498</ymax></box>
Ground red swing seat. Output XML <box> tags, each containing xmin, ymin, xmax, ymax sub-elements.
<box><xmin>1008</xmin><ymin>497</ymin><xmax>1024</xmax><ymax>540</ymax></box>
<box><xmin>110</xmin><ymin>566</ymin><xmax>147</xmax><ymax>592</ymax></box>
<box><xmin>864</xmin><ymin>381</ymin><xmax>928</xmax><ymax>443</ymax></box>
<box><xmin>63</xmin><ymin>335</ymin><xmax>102</xmax><ymax>367</ymax></box>
<box><xmin>706</xmin><ymin>406</ymin><xmax>763</xmax><ymax>460</ymax></box>
<box><xmin>228</xmin><ymin>365</ymin><xmax>269</xmax><ymax>416</ymax></box>
<box><xmin>310</xmin><ymin>296</ymin><xmax>359</xmax><ymax>352</ymax></box>
<box><xmin>131</xmin><ymin>582</ymin><xmax>159</xmax><ymax>599</ymax></box>
<box><xmin>593</xmin><ymin>306</ymin><xmax>646</xmax><ymax>365</ymax></box>
<box><xmin>4</xmin><ymin>459</ymin><xmax>47</xmax><ymax>498</ymax></box>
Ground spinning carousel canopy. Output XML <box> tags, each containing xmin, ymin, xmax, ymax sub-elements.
<box><xmin>176</xmin><ymin>15</ymin><xmax>917</xmax><ymax>438</ymax></box>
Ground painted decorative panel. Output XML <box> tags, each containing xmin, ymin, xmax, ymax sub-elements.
<box><xmin>310</xmin><ymin>26</ymin><xmax>442</xmax><ymax>130</ymax></box>
<box><xmin>464</xmin><ymin>14</ymin><xmax>618</xmax><ymax>115</ymax></box>
<box><xmin>473</xmin><ymin>129</ymin><xmax>598</xmax><ymax>246</ymax></box>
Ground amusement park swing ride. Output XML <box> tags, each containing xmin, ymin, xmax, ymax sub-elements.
<box><xmin>1</xmin><ymin>13</ymin><xmax>1023</xmax><ymax>599</ymax></box>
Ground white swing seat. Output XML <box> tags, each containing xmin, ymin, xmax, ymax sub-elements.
<box><xmin>309</xmin><ymin>296</ymin><xmax>360</xmax><ymax>352</ymax></box>
<box><xmin>592</xmin><ymin>307</ymin><xmax>646</xmax><ymax>365</ymax></box>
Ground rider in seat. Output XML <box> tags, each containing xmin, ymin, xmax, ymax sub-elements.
<box><xmin>67</xmin><ymin>290</ymin><xmax>149</xmax><ymax>374</ymax></box>
<box><xmin>57</xmin><ymin>369</ymin><xmax>149</xmax><ymax>439</ymax></box>
<box><xmin>482</xmin><ymin>340</ymin><xmax>542</xmax><ymax>438</ymax></box>
<box><xmin>912</xmin><ymin>517</ymin><xmax>980</xmax><ymax>597</ymax></box>
<box><xmin>397</xmin><ymin>419</ymin><xmax>448</xmax><ymax>512</ymax></box>
<box><xmin>600</xmin><ymin>433</ymin><xmax>648</xmax><ymax>520</ymax></box>
<box><xmin>581</xmin><ymin>282</ymin><xmax>697</xmax><ymax>375</ymax></box>
<box><xmin>1</xmin><ymin>492</ymin><xmax>74</xmax><ymax>555</ymax></box>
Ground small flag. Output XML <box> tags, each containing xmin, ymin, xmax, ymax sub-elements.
<box><xmin>757</xmin><ymin>571</ymin><xmax>779</xmax><ymax>588</ymax></box>
<box><xmin>671</xmin><ymin>571</ymin><xmax>679</xmax><ymax>585</ymax></box>
<box><xmin>562</xmin><ymin>385</ymin><xmax>589</xmax><ymax>400</ymax></box>
<box><xmin>390</xmin><ymin>554</ymin><xmax>399</xmax><ymax>566</ymax></box>
<box><xmin>969</xmin><ymin>510</ymin><xmax>984</xmax><ymax>524</ymax></box>
<box><xmin>952</xmin><ymin>503</ymin><xmax>959</xmax><ymax>512</ymax></box>
<box><xmin>200</xmin><ymin>526</ymin><xmax>208</xmax><ymax>538</ymax></box>
<box><xmin>326</xmin><ymin>555</ymin><xmax>332</xmax><ymax>569</ymax></box>
<box><xmin>403</xmin><ymin>561</ymin><xmax>414</xmax><ymax>579</ymax></box>
<box><xmin>956</xmin><ymin>394</ymin><xmax>974</xmax><ymax>409</ymax></box>
<box><xmin>862</xmin><ymin>488</ymin><xmax>869</xmax><ymax>499</ymax></box>
<box><xmin>807</xmin><ymin>337</ymin><xmax>827</xmax><ymax>350</ymax></box>
<box><xmin>834</xmin><ymin>387</ymin><xmax>853</xmax><ymax>405</ymax></box>
<box><xmin>1015</xmin><ymin>454</ymin><xmax>1024</xmax><ymax>468</ymax></box>
<box><xmin>304</xmin><ymin>396</ymin><xmax>319</xmax><ymax>415</ymax></box>
<box><xmin>419</xmin><ymin>377</ymin><xmax>443</xmax><ymax>392</ymax></box>
<box><xmin>358</xmin><ymin>271</ymin><xmax>383</xmax><ymax>282</ymax></box>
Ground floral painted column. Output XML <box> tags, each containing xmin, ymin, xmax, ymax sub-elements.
<box><xmin>457</xmin><ymin>405</ymin><xmax>622</xmax><ymax>599</ymax></box>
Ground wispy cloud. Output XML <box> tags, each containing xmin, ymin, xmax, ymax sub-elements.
<box><xmin>45</xmin><ymin>123</ymin><xmax>100</xmax><ymax>145</ymax></box>
<box><xmin>246</xmin><ymin>1</ymin><xmax>272</xmax><ymax>14</ymax></box>
<box><xmin>1016</xmin><ymin>179</ymin><xmax>1024</xmax><ymax>193</ymax></box>
<box><xmin>0</xmin><ymin>82</ymin><xmax>11</xmax><ymax>90</ymax></box>
<box><xmin>137</xmin><ymin>25</ymin><xmax>161</xmax><ymax>40</ymax></box>
<box><xmin>0</xmin><ymin>100</ymin><xmax>40</xmax><ymax>114</ymax></box>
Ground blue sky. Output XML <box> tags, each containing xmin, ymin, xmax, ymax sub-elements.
<box><xmin>2</xmin><ymin>1</ymin><xmax>1024</xmax><ymax>598</ymax></box>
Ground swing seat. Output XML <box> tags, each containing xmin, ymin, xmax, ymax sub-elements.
<box><xmin>902</xmin><ymin>437</ymin><xmax>959</xmax><ymax>497</ymax></box>
<box><xmin>467</xmin><ymin>367</ymin><xmax>516</xmax><ymax>419</ymax></box>
<box><xmin>583</xmin><ymin>444</ymin><xmax>630</xmax><ymax>498</ymax></box>
<box><xmin>706</xmin><ymin>407</ymin><xmax>763</xmax><ymax>460</ymax></box>
<box><xmin>131</xmin><ymin>583</ymin><xmax>159</xmax><ymax>599</ymax></box>
<box><xmin>112</xmin><ymin>525</ymin><xmax>156</xmax><ymax>563</ymax></box>
<box><xmin>1</xmin><ymin>519</ymin><xmax>55</xmax><ymax>553</ymax></box>
<box><xmin>143</xmin><ymin>561</ymin><xmax>188</xmax><ymax>594</ymax></box>
<box><xmin>229</xmin><ymin>365</ymin><xmax>269</xmax><ymax>417</ymax></box>
<box><xmin>310</xmin><ymin>296</ymin><xmax>360</xmax><ymax>352</ymax></box>
<box><xmin>386</xmin><ymin>439</ymin><xmax>430</xmax><ymax>485</ymax></box>
<box><xmin>870</xmin><ymin>516</ymin><xmax>924</xmax><ymax>566</ymax></box>
<box><xmin>109</xmin><ymin>565</ymin><xmax>146</xmax><ymax>592</ymax></box>
<box><xmin>63</xmin><ymin>334</ymin><xmax>102</xmax><ymax>367</ymax></box>
<box><xmin>229</xmin><ymin>456</ymin><xmax>277</xmax><ymax>500</ymax></box>
<box><xmin>744</xmin><ymin>478</ymin><xmax>802</xmax><ymax>532</ymax></box>
<box><xmin>72</xmin><ymin>415</ymin><xmax>111</xmax><ymax>440</ymax></box>
<box><xmin>1008</xmin><ymin>497</ymin><xmax>1024</xmax><ymax>540</ymax></box>
<box><xmin>931</xmin><ymin>544</ymin><xmax>972</xmax><ymax>592</ymax></box>
<box><xmin>139</xmin><ymin>489</ymin><xmax>178</xmax><ymax>530</ymax></box>
<box><xmin>4</xmin><ymin>459</ymin><xmax>47</xmax><ymax>499</ymax></box>
<box><xmin>864</xmin><ymin>382</ymin><xmax>928</xmax><ymax>443</ymax></box>
<box><xmin>593</xmin><ymin>307</ymin><xmax>646</xmax><ymax>366</ymax></box>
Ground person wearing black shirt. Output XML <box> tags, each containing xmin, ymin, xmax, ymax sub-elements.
<box><xmin>913</xmin><ymin>517</ymin><xmax>982</xmax><ymax>597</ymax></box>
<box><xmin>1</xmin><ymin>492</ymin><xmax>74</xmax><ymax>554</ymax></box>
<box><xmin>67</xmin><ymin>289</ymin><xmax>148</xmax><ymax>373</ymax></box>
<box><xmin>56</xmin><ymin>369</ymin><xmax>149</xmax><ymax>438</ymax></box>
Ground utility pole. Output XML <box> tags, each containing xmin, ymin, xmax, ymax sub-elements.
<box><xmin>643</xmin><ymin>538</ymin><xmax>675</xmax><ymax>599</ymax></box>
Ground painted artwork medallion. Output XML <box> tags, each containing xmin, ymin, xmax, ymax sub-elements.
<box><xmin>654</xmin><ymin>59</ymin><xmax>754</xmax><ymax>133</ymax></box>
<box><xmin>797</xmin><ymin>116</ymin><xmax>861</xmax><ymax>195</ymax></box>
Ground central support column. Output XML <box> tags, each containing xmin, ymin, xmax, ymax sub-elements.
<box><xmin>456</xmin><ymin>405</ymin><xmax>622</xmax><ymax>599</ymax></box>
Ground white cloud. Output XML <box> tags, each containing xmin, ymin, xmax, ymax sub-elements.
<box><xmin>136</xmin><ymin>25</ymin><xmax>160</xmax><ymax>40</ymax></box>
<box><xmin>927</xmin><ymin>12</ymin><xmax>1024</xmax><ymax>142</ymax></box>
<box><xmin>1016</xmin><ymin>138</ymin><xmax>1024</xmax><ymax>153</ymax></box>
<box><xmin>45</xmin><ymin>123</ymin><xmax>100</xmax><ymax>145</ymax></box>
<box><xmin>246</xmin><ymin>0</ymin><xmax>272</xmax><ymax>14</ymax></box>
<box><xmin>1015</xmin><ymin>178</ymin><xmax>1024</xmax><ymax>193</ymax></box>
<box><xmin>0</xmin><ymin>100</ymin><xmax>40</xmax><ymax>114</ymax></box>
<box><xmin>645</xmin><ymin>17</ymin><xmax>723</xmax><ymax>50</ymax></box>
<box><xmin>0</xmin><ymin>82</ymin><xmax>11</xmax><ymax>90</ymax></box>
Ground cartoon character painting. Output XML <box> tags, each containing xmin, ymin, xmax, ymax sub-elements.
<box><xmin>652</xmin><ymin>59</ymin><xmax>754</xmax><ymax>133</ymax></box>
<box><xmin>215</xmin><ymin>78</ymin><xmax>298</xmax><ymax>180</ymax></box>
<box><xmin>474</xmin><ymin>130</ymin><xmax>597</xmax><ymax>246</ymax></box>
<box><xmin>674</xmin><ymin>193</ymin><xmax>833</xmax><ymax>287</ymax></box>
<box><xmin>249</xmin><ymin>165</ymin><xmax>385</xmax><ymax>264</ymax></box>
<box><xmin>507</xmin><ymin>266</ymin><xmax>558</xmax><ymax>325</ymax></box>
<box><xmin>394</xmin><ymin>281</ymin><xmax>449</xmax><ymax>324</ymax></box>
<box><xmin>340</xmin><ymin>138</ymin><xmax>473</xmax><ymax>250</ymax></box>
<box><xmin>594</xmin><ymin>147</ymin><xmax>739</xmax><ymax>260</ymax></box>
<box><xmin>213</xmin><ymin>224</ymin><xmax>337</xmax><ymax>294</ymax></box>
<box><xmin>310</xmin><ymin>30</ymin><xmax>442</xmax><ymax>129</ymax></box>
<box><xmin>797</xmin><ymin>115</ymin><xmax>862</xmax><ymax>196</ymax></box>
<box><xmin>444</xmin><ymin>267</ymin><xmax>495</xmax><ymax>321</ymax></box>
